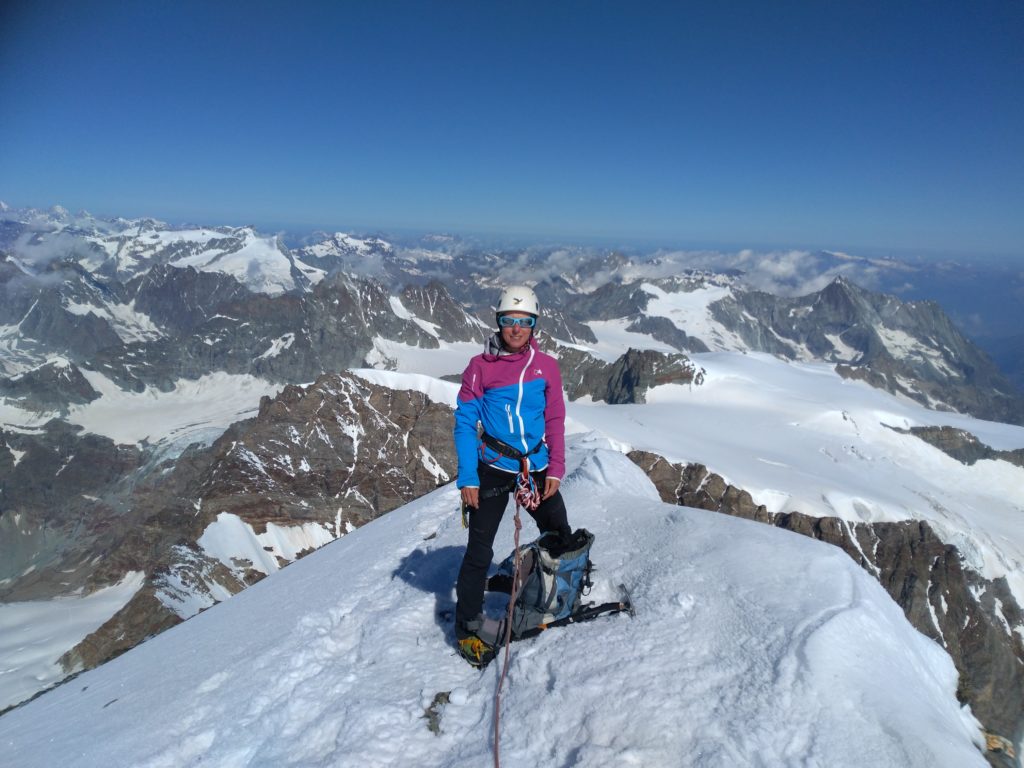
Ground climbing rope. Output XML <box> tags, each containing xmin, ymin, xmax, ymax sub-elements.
<box><xmin>492</xmin><ymin>505</ymin><xmax>520</xmax><ymax>768</ymax></box>
<box><xmin>493</xmin><ymin>458</ymin><xmax>536</xmax><ymax>767</ymax></box>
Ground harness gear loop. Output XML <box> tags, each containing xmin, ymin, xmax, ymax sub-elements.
<box><xmin>513</xmin><ymin>457</ymin><xmax>540</xmax><ymax>511</ymax></box>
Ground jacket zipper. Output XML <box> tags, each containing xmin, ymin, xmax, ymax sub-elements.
<box><xmin>514</xmin><ymin>347</ymin><xmax>535</xmax><ymax>453</ymax></box>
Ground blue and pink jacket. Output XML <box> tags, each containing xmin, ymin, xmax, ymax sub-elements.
<box><xmin>453</xmin><ymin>335</ymin><xmax>566</xmax><ymax>488</ymax></box>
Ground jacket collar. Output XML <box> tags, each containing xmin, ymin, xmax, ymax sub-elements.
<box><xmin>483</xmin><ymin>332</ymin><xmax>537</xmax><ymax>361</ymax></box>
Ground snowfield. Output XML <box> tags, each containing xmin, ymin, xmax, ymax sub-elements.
<box><xmin>0</xmin><ymin>572</ymin><xmax>145</xmax><ymax>714</ymax></box>
<box><xmin>166</xmin><ymin>229</ymin><xmax>299</xmax><ymax>296</ymax></box>
<box><xmin>0</xmin><ymin>448</ymin><xmax>985</xmax><ymax>767</ymax></box>
<box><xmin>66</xmin><ymin>370</ymin><xmax>285</xmax><ymax>449</ymax></box>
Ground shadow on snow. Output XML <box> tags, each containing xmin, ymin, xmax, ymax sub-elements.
<box><xmin>391</xmin><ymin>543</ymin><xmax>511</xmax><ymax>641</ymax></box>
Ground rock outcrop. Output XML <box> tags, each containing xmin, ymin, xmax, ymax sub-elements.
<box><xmin>399</xmin><ymin>280</ymin><xmax>486</xmax><ymax>343</ymax></box>
<box><xmin>543</xmin><ymin>340</ymin><xmax>706</xmax><ymax>404</ymax></box>
<box><xmin>0</xmin><ymin>360</ymin><xmax>100</xmax><ymax>412</ymax></box>
<box><xmin>891</xmin><ymin>425</ymin><xmax>1024</xmax><ymax>469</ymax></box>
<box><xmin>625</xmin><ymin>315</ymin><xmax>710</xmax><ymax>353</ymax></box>
<box><xmin>0</xmin><ymin>421</ymin><xmax>145</xmax><ymax>600</ymax></box>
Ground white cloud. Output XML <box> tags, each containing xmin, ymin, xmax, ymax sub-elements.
<box><xmin>10</xmin><ymin>231</ymin><xmax>93</xmax><ymax>268</ymax></box>
<box><xmin>617</xmin><ymin>247</ymin><xmax>908</xmax><ymax>298</ymax></box>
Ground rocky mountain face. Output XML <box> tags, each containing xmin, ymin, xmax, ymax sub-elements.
<box><xmin>710</xmin><ymin>276</ymin><xmax>1024</xmax><ymax>425</ymax></box>
<box><xmin>628</xmin><ymin>448</ymin><xmax>1024</xmax><ymax>765</ymax></box>
<box><xmin>399</xmin><ymin>281</ymin><xmax>487</xmax><ymax>343</ymax></box>
<box><xmin>625</xmin><ymin>315</ymin><xmax>710</xmax><ymax>353</ymax></box>
<box><xmin>0</xmin><ymin>421</ymin><xmax>145</xmax><ymax>601</ymax></box>
<box><xmin>0</xmin><ymin>360</ymin><xmax>99</xmax><ymax>411</ymax></box>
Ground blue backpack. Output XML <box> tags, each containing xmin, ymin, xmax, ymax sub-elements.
<box><xmin>493</xmin><ymin>528</ymin><xmax>595</xmax><ymax>640</ymax></box>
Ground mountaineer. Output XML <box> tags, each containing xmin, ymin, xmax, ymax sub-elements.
<box><xmin>452</xmin><ymin>284</ymin><xmax>571</xmax><ymax>666</ymax></box>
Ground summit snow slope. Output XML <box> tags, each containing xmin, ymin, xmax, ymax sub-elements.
<box><xmin>0</xmin><ymin>448</ymin><xmax>984</xmax><ymax>768</ymax></box>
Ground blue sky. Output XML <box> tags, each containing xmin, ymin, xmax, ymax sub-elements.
<box><xmin>1</xmin><ymin>1</ymin><xmax>1022</xmax><ymax>257</ymax></box>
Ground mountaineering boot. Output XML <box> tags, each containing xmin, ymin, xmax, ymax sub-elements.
<box><xmin>457</xmin><ymin>635</ymin><xmax>496</xmax><ymax>668</ymax></box>
<box><xmin>455</xmin><ymin>616</ymin><xmax>501</xmax><ymax>669</ymax></box>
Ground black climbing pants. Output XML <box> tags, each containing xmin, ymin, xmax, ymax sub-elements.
<box><xmin>455</xmin><ymin>462</ymin><xmax>571</xmax><ymax>629</ymax></box>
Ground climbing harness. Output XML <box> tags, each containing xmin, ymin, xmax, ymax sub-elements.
<box><xmin>478</xmin><ymin>430</ymin><xmax>543</xmax><ymax>512</ymax></box>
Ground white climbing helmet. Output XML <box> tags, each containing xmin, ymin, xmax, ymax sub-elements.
<box><xmin>496</xmin><ymin>285</ymin><xmax>540</xmax><ymax>318</ymax></box>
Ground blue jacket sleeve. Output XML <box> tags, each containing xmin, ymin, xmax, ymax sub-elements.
<box><xmin>453</xmin><ymin>358</ymin><xmax>483</xmax><ymax>488</ymax></box>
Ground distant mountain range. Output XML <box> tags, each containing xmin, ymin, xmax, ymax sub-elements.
<box><xmin>2</xmin><ymin>204</ymin><xmax>1020</xmax><ymax>420</ymax></box>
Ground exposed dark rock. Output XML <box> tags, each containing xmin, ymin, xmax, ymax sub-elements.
<box><xmin>602</xmin><ymin>349</ymin><xmax>705</xmax><ymax>404</ymax></box>
<box><xmin>399</xmin><ymin>280</ymin><xmax>485</xmax><ymax>343</ymax></box>
<box><xmin>184</xmin><ymin>371</ymin><xmax>457</xmax><ymax>531</ymax></box>
<box><xmin>628</xmin><ymin>449</ymin><xmax>1024</xmax><ymax>762</ymax></box>
<box><xmin>422</xmin><ymin>691</ymin><xmax>451</xmax><ymax>735</ymax></box>
<box><xmin>0</xmin><ymin>421</ymin><xmax>145</xmax><ymax>599</ymax></box>
<box><xmin>625</xmin><ymin>315</ymin><xmax>710</xmax><ymax>353</ymax></box>
<box><xmin>127</xmin><ymin>263</ymin><xmax>251</xmax><ymax>333</ymax></box>
<box><xmin>542</xmin><ymin>339</ymin><xmax>705</xmax><ymax>403</ymax></box>
<box><xmin>0</xmin><ymin>360</ymin><xmax>100</xmax><ymax>411</ymax></box>
<box><xmin>569</xmin><ymin>281</ymin><xmax>654</xmax><ymax>320</ymax></box>
<box><xmin>889</xmin><ymin>425</ymin><xmax>1024</xmax><ymax>469</ymax></box>
<box><xmin>17</xmin><ymin>291</ymin><xmax>124</xmax><ymax>361</ymax></box>
<box><xmin>531</xmin><ymin>277</ymin><xmax>598</xmax><ymax>344</ymax></box>
<box><xmin>57</xmin><ymin>588</ymin><xmax>182</xmax><ymax>673</ymax></box>
<box><xmin>85</xmin><ymin>270</ymin><xmax>441</xmax><ymax>391</ymax></box>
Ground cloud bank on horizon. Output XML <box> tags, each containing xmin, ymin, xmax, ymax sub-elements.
<box><xmin>520</xmin><ymin>244</ymin><xmax>913</xmax><ymax>298</ymax></box>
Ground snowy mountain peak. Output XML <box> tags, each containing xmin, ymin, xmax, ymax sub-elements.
<box><xmin>825</xmin><ymin>272</ymin><xmax>851</xmax><ymax>291</ymax></box>
<box><xmin>304</xmin><ymin>231</ymin><xmax>395</xmax><ymax>258</ymax></box>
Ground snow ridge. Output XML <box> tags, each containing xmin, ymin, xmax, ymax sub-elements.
<box><xmin>0</xmin><ymin>448</ymin><xmax>985</xmax><ymax>767</ymax></box>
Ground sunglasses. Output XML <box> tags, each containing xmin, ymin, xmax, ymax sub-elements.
<box><xmin>498</xmin><ymin>316</ymin><xmax>536</xmax><ymax>329</ymax></box>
